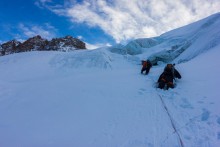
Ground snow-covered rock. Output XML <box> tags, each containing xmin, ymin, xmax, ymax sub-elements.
<box><xmin>16</xmin><ymin>35</ymin><xmax>48</xmax><ymax>52</ymax></box>
<box><xmin>0</xmin><ymin>35</ymin><xmax>86</xmax><ymax>56</ymax></box>
<box><xmin>0</xmin><ymin>39</ymin><xmax>21</xmax><ymax>55</ymax></box>
<box><xmin>47</xmin><ymin>35</ymin><xmax>86</xmax><ymax>51</ymax></box>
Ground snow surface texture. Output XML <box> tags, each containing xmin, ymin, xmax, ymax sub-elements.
<box><xmin>0</xmin><ymin>13</ymin><xmax>220</xmax><ymax>147</ymax></box>
<box><xmin>0</xmin><ymin>47</ymin><xmax>220</xmax><ymax>146</ymax></box>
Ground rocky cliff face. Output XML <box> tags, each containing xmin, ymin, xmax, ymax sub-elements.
<box><xmin>0</xmin><ymin>40</ymin><xmax>21</xmax><ymax>55</ymax></box>
<box><xmin>0</xmin><ymin>35</ymin><xmax>86</xmax><ymax>56</ymax></box>
<box><xmin>47</xmin><ymin>35</ymin><xmax>86</xmax><ymax>51</ymax></box>
<box><xmin>16</xmin><ymin>35</ymin><xmax>49</xmax><ymax>52</ymax></box>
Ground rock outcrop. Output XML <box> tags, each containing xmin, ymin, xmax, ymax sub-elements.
<box><xmin>16</xmin><ymin>35</ymin><xmax>49</xmax><ymax>52</ymax></box>
<box><xmin>0</xmin><ymin>35</ymin><xmax>86</xmax><ymax>56</ymax></box>
<box><xmin>47</xmin><ymin>35</ymin><xmax>86</xmax><ymax>51</ymax></box>
<box><xmin>1</xmin><ymin>40</ymin><xmax>21</xmax><ymax>55</ymax></box>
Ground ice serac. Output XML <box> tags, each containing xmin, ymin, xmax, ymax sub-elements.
<box><xmin>124</xmin><ymin>37</ymin><xmax>162</xmax><ymax>55</ymax></box>
<box><xmin>122</xmin><ymin>12</ymin><xmax>220</xmax><ymax>64</ymax></box>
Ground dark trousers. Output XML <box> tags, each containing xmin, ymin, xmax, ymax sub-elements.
<box><xmin>158</xmin><ymin>81</ymin><xmax>174</xmax><ymax>90</ymax></box>
<box><xmin>141</xmin><ymin>67</ymin><xmax>150</xmax><ymax>75</ymax></box>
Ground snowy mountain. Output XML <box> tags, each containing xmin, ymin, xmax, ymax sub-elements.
<box><xmin>0</xmin><ymin>13</ymin><xmax>220</xmax><ymax>147</ymax></box>
<box><xmin>116</xmin><ymin>12</ymin><xmax>220</xmax><ymax>65</ymax></box>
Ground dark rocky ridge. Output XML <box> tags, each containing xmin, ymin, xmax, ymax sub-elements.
<box><xmin>0</xmin><ymin>35</ymin><xmax>86</xmax><ymax>56</ymax></box>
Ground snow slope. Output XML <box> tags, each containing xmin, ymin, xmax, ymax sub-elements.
<box><xmin>0</xmin><ymin>13</ymin><xmax>220</xmax><ymax>147</ymax></box>
<box><xmin>0</xmin><ymin>44</ymin><xmax>220</xmax><ymax>146</ymax></box>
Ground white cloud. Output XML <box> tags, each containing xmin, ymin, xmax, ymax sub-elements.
<box><xmin>77</xmin><ymin>35</ymin><xmax>83</xmax><ymax>39</ymax></box>
<box><xmin>74</xmin><ymin>35</ymin><xmax>111</xmax><ymax>49</ymax></box>
<box><xmin>86</xmin><ymin>42</ymin><xmax>111</xmax><ymax>50</ymax></box>
<box><xmin>35</xmin><ymin>0</ymin><xmax>52</xmax><ymax>8</ymax></box>
<box><xmin>18</xmin><ymin>23</ymin><xmax>57</xmax><ymax>40</ymax></box>
<box><xmin>44</xmin><ymin>0</ymin><xmax>220</xmax><ymax>43</ymax></box>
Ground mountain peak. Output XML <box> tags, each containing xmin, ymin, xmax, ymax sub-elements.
<box><xmin>0</xmin><ymin>35</ymin><xmax>86</xmax><ymax>56</ymax></box>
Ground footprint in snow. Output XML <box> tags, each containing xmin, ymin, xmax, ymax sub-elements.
<box><xmin>216</xmin><ymin>117</ymin><xmax>220</xmax><ymax>125</ymax></box>
<box><xmin>184</xmin><ymin>135</ymin><xmax>191</xmax><ymax>140</ymax></box>
<box><xmin>201</xmin><ymin>108</ymin><xmax>210</xmax><ymax>121</ymax></box>
<box><xmin>179</xmin><ymin>98</ymin><xmax>194</xmax><ymax>109</ymax></box>
<box><xmin>138</xmin><ymin>91</ymin><xmax>144</xmax><ymax>95</ymax></box>
<box><xmin>217</xmin><ymin>132</ymin><xmax>220</xmax><ymax>140</ymax></box>
<box><xmin>197</xmin><ymin>101</ymin><xmax>204</xmax><ymax>104</ymax></box>
<box><xmin>124</xmin><ymin>139</ymin><xmax>153</xmax><ymax>147</ymax></box>
<box><xmin>138</xmin><ymin>88</ymin><xmax>146</xmax><ymax>95</ymax></box>
<box><xmin>139</xmin><ymin>88</ymin><xmax>146</xmax><ymax>91</ymax></box>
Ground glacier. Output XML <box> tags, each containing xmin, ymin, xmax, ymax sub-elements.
<box><xmin>0</xmin><ymin>13</ymin><xmax>220</xmax><ymax>147</ymax></box>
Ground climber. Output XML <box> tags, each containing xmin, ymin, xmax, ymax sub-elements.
<box><xmin>141</xmin><ymin>60</ymin><xmax>152</xmax><ymax>75</ymax></box>
<box><xmin>157</xmin><ymin>64</ymin><xmax>181</xmax><ymax>90</ymax></box>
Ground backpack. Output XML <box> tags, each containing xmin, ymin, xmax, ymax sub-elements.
<box><xmin>164</xmin><ymin>64</ymin><xmax>175</xmax><ymax>78</ymax></box>
<box><xmin>141</xmin><ymin>60</ymin><xmax>152</xmax><ymax>67</ymax></box>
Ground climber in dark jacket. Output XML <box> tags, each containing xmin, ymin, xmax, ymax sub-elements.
<box><xmin>141</xmin><ymin>60</ymin><xmax>152</xmax><ymax>75</ymax></box>
<box><xmin>157</xmin><ymin>64</ymin><xmax>181</xmax><ymax>90</ymax></box>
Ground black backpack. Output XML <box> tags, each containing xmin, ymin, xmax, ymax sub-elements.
<box><xmin>164</xmin><ymin>64</ymin><xmax>181</xmax><ymax>80</ymax></box>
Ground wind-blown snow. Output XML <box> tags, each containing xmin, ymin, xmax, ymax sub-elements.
<box><xmin>0</xmin><ymin>13</ymin><xmax>220</xmax><ymax>147</ymax></box>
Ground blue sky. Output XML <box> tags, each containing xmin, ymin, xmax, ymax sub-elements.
<box><xmin>0</xmin><ymin>0</ymin><xmax>219</xmax><ymax>49</ymax></box>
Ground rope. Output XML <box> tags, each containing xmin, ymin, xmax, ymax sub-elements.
<box><xmin>146</xmin><ymin>67</ymin><xmax>184</xmax><ymax>146</ymax></box>
<box><xmin>157</xmin><ymin>93</ymin><xmax>184</xmax><ymax>147</ymax></box>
